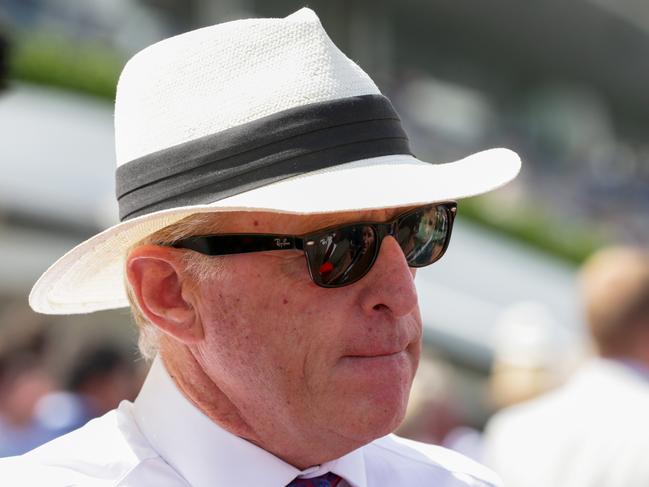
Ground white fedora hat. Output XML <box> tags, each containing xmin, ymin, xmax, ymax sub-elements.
<box><xmin>30</xmin><ymin>7</ymin><xmax>521</xmax><ymax>315</ymax></box>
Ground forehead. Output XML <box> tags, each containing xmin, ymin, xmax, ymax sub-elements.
<box><xmin>195</xmin><ymin>206</ymin><xmax>418</xmax><ymax>235</ymax></box>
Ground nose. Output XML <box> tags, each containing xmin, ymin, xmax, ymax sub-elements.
<box><xmin>357</xmin><ymin>236</ymin><xmax>419</xmax><ymax>317</ymax></box>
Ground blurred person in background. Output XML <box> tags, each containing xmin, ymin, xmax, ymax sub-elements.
<box><xmin>32</xmin><ymin>344</ymin><xmax>140</xmax><ymax>436</ymax></box>
<box><xmin>0</xmin><ymin>306</ymin><xmax>140</xmax><ymax>455</ymax></box>
<box><xmin>488</xmin><ymin>301</ymin><xmax>579</xmax><ymax>411</ymax></box>
<box><xmin>0</xmin><ymin>8</ymin><xmax>521</xmax><ymax>486</ymax></box>
<box><xmin>65</xmin><ymin>344</ymin><xmax>139</xmax><ymax>417</ymax></box>
<box><xmin>398</xmin><ymin>303</ymin><xmax>578</xmax><ymax>463</ymax></box>
<box><xmin>451</xmin><ymin>302</ymin><xmax>576</xmax><ymax>461</ymax></box>
<box><xmin>0</xmin><ymin>328</ymin><xmax>56</xmax><ymax>457</ymax></box>
<box><xmin>483</xmin><ymin>247</ymin><xmax>649</xmax><ymax>487</ymax></box>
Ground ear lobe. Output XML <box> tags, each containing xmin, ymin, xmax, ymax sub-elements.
<box><xmin>126</xmin><ymin>245</ymin><xmax>204</xmax><ymax>344</ymax></box>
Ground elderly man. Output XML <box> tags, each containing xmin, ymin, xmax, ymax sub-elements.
<box><xmin>2</xmin><ymin>8</ymin><xmax>520</xmax><ymax>486</ymax></box>
<box><xmin>484</xmin><ymin>247</ymin><xmax>649</xmax><ymax>487</ymax></box>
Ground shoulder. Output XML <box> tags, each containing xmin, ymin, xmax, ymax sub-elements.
<box><xmin>489</xmin><ymin>361</ymin><xmax>649</xmax><ymax>430</ymax></box>
<box><xmin>0</xmin><ymin>403</ymin><xmax>186</xmax><ymax>487</ymax></box>
<box><xmin>483</xmin><ymin>364</ymin><xmax>649</xmax><ymax>476</ymax></box>
<box><xmin>485</xmin><ymin>392</ymin><xmax>556</xmax><ymax>435</ymax></box>
<box><xmin>364</xmin><ymin>434</ymin><xmax>502</xmax><ymax>487</ymax></box>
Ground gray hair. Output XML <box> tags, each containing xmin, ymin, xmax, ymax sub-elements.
<box><xmin>125</xmin><ymin>213</ymin><xmax>224</xmax><ymax>360</ymax></box>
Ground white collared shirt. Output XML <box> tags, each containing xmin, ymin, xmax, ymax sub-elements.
<box><xmin>484</xmin><ymin>358</ymin><xmax>649</xmax><ymax>487</ymax></box>
<box><xmin>1</xmin><ymin>357</ymin><xmax>501</xmax><ymax>486</ymax></box>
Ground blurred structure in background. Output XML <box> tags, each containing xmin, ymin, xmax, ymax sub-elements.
<box><xmin>0</xmin><ymin>0</ymin><xmax>647</xmax><ymax>454</ymax></box>
<box><xmin>397</xmin><ymin>356</ymin><xmax>461</xmax><ymax>446</ymax></box>
<box><xmin>4</xmin><ymin>0</ymin><xmax>647</xmax><ymax>248</ymax></box>
<box><xmin>488</xmin><ymin>301</ymin><xmax>581</xmax><ymax>410</ymax></box>
<box><xmin>0</xmin><ymin>26</ymin><xmax>7</xmax><ymax>91</ymax></box>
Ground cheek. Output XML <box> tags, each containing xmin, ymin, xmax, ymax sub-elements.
<box><xmin>193</xmin><ymin>254</ymin><xmax>361</xmax><ymax>397</ymax></box>
<box><xmin>195</xmin><ymin>260</ymin><xmax>319</xmax><ymax>378</ymax></box>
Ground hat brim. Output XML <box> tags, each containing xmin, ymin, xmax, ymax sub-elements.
<box><xmin>30</xmin><ymin>148</ymin><xmax>520</xmax><ymax>314</ymax></box>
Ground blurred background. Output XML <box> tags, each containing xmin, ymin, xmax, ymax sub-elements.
<box><xmin>0</xmin><ymin>0</ymin><xmax>647</xmax><ymax>460</ymax></box>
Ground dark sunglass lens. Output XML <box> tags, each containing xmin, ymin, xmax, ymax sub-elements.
<box><xmin>305</xmin><ymin>225</ymin><xmax>377</xmax><ymax>286</ymax></box>
<box><xmin>396</xmin><ymin>206</ymin><xmax>450</xmax><ymax>267</ymax></box>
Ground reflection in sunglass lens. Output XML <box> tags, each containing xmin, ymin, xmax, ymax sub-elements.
<box><xmin>397</xmin><ymin>206</ymin><xmax>449</xmax><ymax>267</ymax></box>
<box><xmin>306</xmin><ymin>225</ymin><xmax>377</xmax><ymax>286</ymax></box>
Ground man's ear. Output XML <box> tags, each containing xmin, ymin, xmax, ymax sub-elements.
<box><xmin>126</xmin><ymin>244</ymin><xmax>204</xmax><ymax>344</ymax></box>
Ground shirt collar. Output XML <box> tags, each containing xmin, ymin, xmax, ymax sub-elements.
<box><xmin>301</xmin><ymin>454</ymin><xmax>367</xmax><ymax>487</ymax></box>
<box><xmin>133</xmin><ymin>356</ymin><xmax>367</xmax><ymax>487</ymax></box>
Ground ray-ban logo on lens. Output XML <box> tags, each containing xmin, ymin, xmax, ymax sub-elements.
<box><xmin>274</xmin><ymin>238</ymin><xmax>291</xmax><ymax>248</ymax></box>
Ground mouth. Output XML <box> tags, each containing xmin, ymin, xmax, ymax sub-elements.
<box><xmin>336</xmin><ymin>350</ymin><xmax>413</xmax><ymax>378</ymax></box>
<box><xmin>346</xmin><ymin>349</ymin><xmax>404</xmax><ymax>359</ymax></box>
<box><xmin>344</xmin><ymin>335</ymin><xmax>414</xmax><ymax>359</ymax></box>
<box><xmin>339</xmin><ymin>320</ymin><xmax>421</xmax><ymax>367</ymax></box>
<box><xmin>341</xmin><ymin>349</ymin><xmax>410</xmax><ymax>367</ymax></box>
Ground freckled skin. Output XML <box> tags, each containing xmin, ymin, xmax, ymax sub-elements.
<box><xmin>158</xmin><ymin>208</ymin><xmax>422</xmax><ymax>468</ymax></box>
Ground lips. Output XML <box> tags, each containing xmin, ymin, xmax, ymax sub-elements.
<box><xmin>337</xmin><ymin>350</ymin><xmax>412</xmax><ymax>376</ymax></box>
<box><xmin>346</xmin><ymin>349</ymin><xmax>404</xmax><ymax>359</ymax></box>
<box><xmin>341</xmin><ymin>317</ymin><xmax>421</xmax><ymax>361</ymax></box>
<box><xmin>343</xmin><ymin>334</ymin><xmax>414</xmax><ymax>359</ymax></box>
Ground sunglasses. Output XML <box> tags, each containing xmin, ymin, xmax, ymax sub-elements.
<box><xmin>172</xmin><ymin>202</ymin><xmax>457</xmax><ymax>288</ymax></box>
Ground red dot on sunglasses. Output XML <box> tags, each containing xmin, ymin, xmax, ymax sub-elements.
<box><xmin>319</xmin><ymin>261</ymin><xmax>334</xmax><ymax>275</ymax></box>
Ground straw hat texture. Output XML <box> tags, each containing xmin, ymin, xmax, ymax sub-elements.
<box><xmin>30</xmin><ymin>7</ymin><xmax>521</xmax><ymax>314</ymax></box>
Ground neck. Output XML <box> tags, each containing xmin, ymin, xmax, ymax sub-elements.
<box><xmin>159</xmin><ymin>339</ymin><xmax>350</xmax><ymax>469</ymax></box>
<box><xmin>159</xmin><ymin>339</ymin><xmax>255</xmax><ymax>439</ymax></box>
<box><xmin>600</xmin><ymin>328</ymin><xmax>649</xmax><ymax>369</ymax></box>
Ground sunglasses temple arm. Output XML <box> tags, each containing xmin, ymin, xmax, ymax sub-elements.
<box><xmin>173</xmin><ymin>234</ymin><xmax>304</xmax><ymax>255</ymax></box>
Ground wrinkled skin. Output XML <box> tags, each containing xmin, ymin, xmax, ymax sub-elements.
<box><xmin>127</xmin><ymin>208</ymin><xmax>422</xmax><ymax>468</ymax></box>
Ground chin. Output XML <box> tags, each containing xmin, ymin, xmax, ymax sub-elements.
<box><xmin>323</xmin><ymin>351</ymin><xmax>416</xmax><ymax>442</ymax></box>
<box><xmin>353</xmin><ymin>408</ymin><xmax>408</xmax><ymax>445</ymax></box>
<box><xmin>336</xmin><ymin>384</ymin><xmax>411</xmax><ymax>444</ymax></box>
